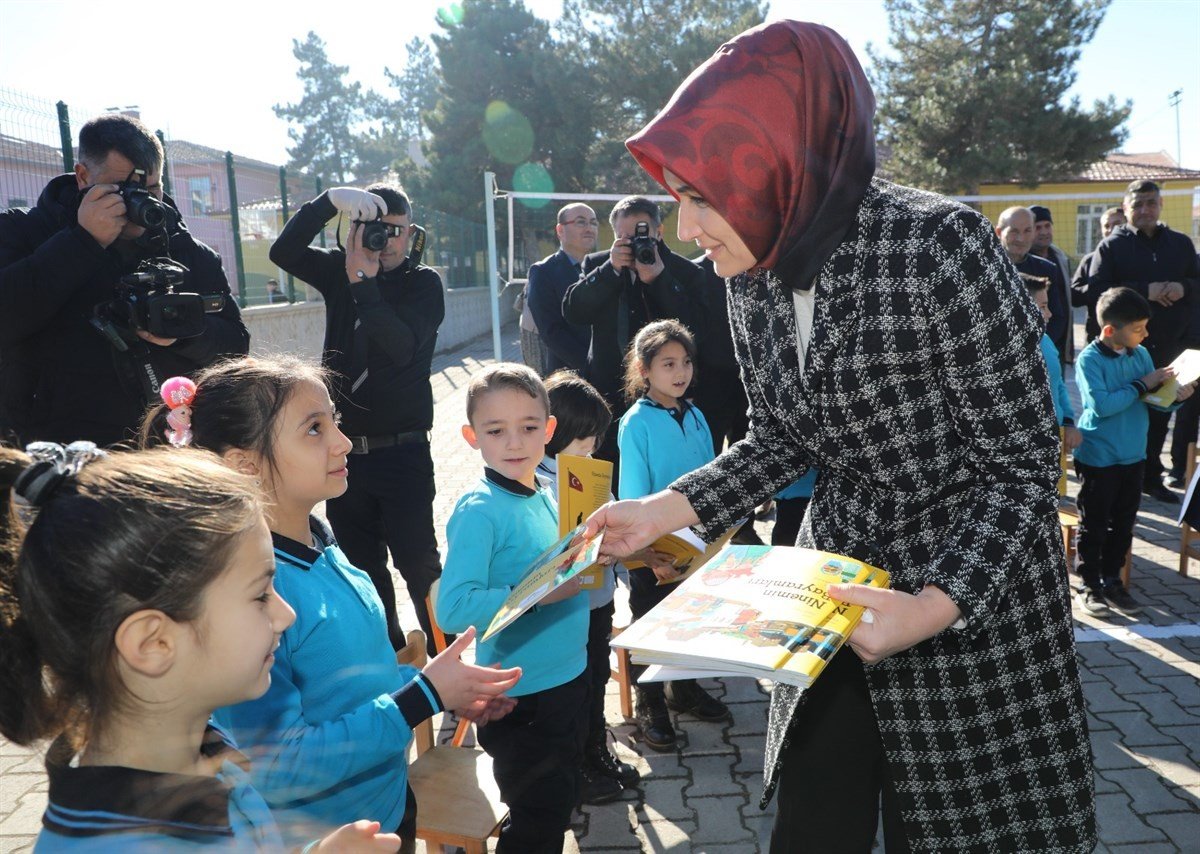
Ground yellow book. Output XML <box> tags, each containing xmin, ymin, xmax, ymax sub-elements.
<box><xmin>480</xmin><ymin>524</ymin><xmax>603</xmax><ymax>642</ymax></box>
<box><xmin>1141</xmin><ymin>348</ymin><xmax>1200</xmax><ymax>408</ymax></box>
<box><xmin>611</xmin><ymin>545</ymin><xmax>890</xmax><ymax>689</ymax></box>
<box><xmin>555</xmin><ymin>453</ymin><xmax>612</xmax><ymax>589</ymax></box>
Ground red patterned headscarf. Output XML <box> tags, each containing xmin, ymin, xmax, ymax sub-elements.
<box><xmin>627</xmin><ymin>21</ymin><xmax>876</xmax><ymax>290</ymax></box>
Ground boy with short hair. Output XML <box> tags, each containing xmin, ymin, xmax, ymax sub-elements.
<box><xmin>1074</xmin><ymin>287</ymin><xmax>1193</xmax><ymax>616</ymax></box>
<box><xmin>537</xmin><ymin>370</ymin><xmax>639</xmax><ymax>804</ymax></box>
<box><xmin>437</xmin><ymin>363</ymin><xmax>590</xmax><ymax>853</ymax></box>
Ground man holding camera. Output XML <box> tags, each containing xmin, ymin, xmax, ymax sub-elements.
<box><xmin>0</xmin><ymin>113</ymin><xmax>248</xmax><ymax>448</ymax></box>
<box><xmin>269</xmin><ymin>183</ymin><xmax>445</xmax><ymax>653</ymax></box>
<box><xmin>563</xmin><ymin>196</ymin><xmax>701</xmax><ymax>422</ymax></box>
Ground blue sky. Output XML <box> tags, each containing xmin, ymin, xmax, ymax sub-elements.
<box><xmin>1</xmin><ymin>0</ymin><xmax>1196</xmax><ymax>170</ymax></box>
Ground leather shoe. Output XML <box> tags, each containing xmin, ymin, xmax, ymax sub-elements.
<box><xmin>579</xmin><ymin>760</ymin><xmax>623</xmax><ymax>804</ymax></box>
<box><xmin>665</xmin><ymin>679</ymin><xmax>731</xmax><ymax>722</ymax></box>
<box><xmin>634</xmin><ymin>689</ymin><xmax>677</xmax><ymax>752</ymax></box>
<box><xmin>587</xmin><ymin>743</ymin><xmax>641</xmax><ymax>788</ymax></box>
<box><xmin>1142</xmin><ymin>480</ymin><xmax>1179</xmax><ymax>504</ymax></box>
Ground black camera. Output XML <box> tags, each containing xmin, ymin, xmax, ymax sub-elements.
<box><xmin>630</xmin><ymin>221</ymin><xmax>657</xmax><ymax>266</ymax></box>
<box><xmin>92</xmin><ymin>258</ymin><xmax>225</xmax><ymax>348</ymax></box>
<box><xmin>359</xmin><ymin>219</ymin><xmax>389</xmax><ymax>252</ymax></box>
<box><xmin>117</xmin><ymin>168</ymin><xmax>170</xmax><ymax>230</ymax></box>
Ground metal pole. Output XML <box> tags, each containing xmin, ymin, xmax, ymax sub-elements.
<box><xmin>1169</xmin><ymin>89</ymin><xmax>1183</xmax><ymax>167</ymax></box>
<box><xmin>55</xmin><ymin>101</ymin><xmax>73</xmax><ymax>172</ymax></box>
<box><xmin>484</xmin><ymin>171</ymin><xmax>502</xmax><ymax>362</ymax></box>
<box><xmin>155</xmin><ymin>130</ymin><xmax>172</xmax><ymax>197</ymax></box>
<box><xmin>315</xmin><ymin>175</ymin><xmax>327</xmax><ymax>248</ymax></box>
<box><xmin>279</xmin><ymin>166</ymin><xmax>295</xmax><ymax>302</ymax></box>
<box><xmin>507</xmin><ymin>193</ymin><xmax>515</xmax><ymax>288</ymax></box>
<box><xmin>225</xmin><ymin>152</ymin><xmax>247</xmax><ymax>308</ymax></box>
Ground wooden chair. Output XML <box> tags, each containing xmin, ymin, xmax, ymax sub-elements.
<box><xmin>409</xmin><ymin>585</ymin><xmax>509</xmax><ymax>853</ymax></box>
<box><xmin>610</xmin><ymin>624</ymin><xmax>634</xmax><ymax>720</ymax></box>
<box><xmin>1179</xmin><ymin>441</ymin><xmax>1199</xmax><ymax>578</ymax></box>
<box><xmin>1059</xmin><ymin>506</ymin><xmax>1133</xmax><ymax>589</ymax></box>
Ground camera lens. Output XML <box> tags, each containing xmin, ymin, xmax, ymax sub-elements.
<box><xmin>360</xmin><ymin>221</ymin><xmax>389</xmax><ymax>252</ymax></box>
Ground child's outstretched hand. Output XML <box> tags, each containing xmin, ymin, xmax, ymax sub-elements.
<box><xmin>423</xmin><ymin>626</ymin><xmax>521</xmax><ymax>717</ymax></box>
<box><xmin>539</xmin><ymin>574</ymin><xmax>585</xmax><ymax>604</ymax></box>
<box><xmin>316</xmin><ymin>820</ymin><xmax>401</xmax><ymax>851</ymax></box>
<box><xmin>1178</xmin><ymin>381</ymin><xmax>1196</xmax><ymax>402</ymax></box>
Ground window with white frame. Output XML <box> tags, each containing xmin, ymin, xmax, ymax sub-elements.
<box><xmin>1076</xmin><ymin>203</ymin><xmax>1111</xmax><ymax>254</ymax></box>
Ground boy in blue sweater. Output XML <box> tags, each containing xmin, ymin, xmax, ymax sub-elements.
<box><xmin>438</xmin><ymin>363</ymin><xmax>590</xmax><ymax>854</ymax></box>
<box><xmin>1022</xmin><ymin>273</ymin><xmax>1083</xmax><ymax>456</ymax></box>
<box><xmin>1074</xmin><ymin>287</ymin><xmax>1193</xmax><ymax>616</ymax></box>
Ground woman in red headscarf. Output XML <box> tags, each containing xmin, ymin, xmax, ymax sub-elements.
<box><xmin>589</xmin><ymin>20</ymin><xmax>1095</xmax><ymax>854</ymax></box>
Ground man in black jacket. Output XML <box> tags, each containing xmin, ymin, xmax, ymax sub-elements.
<box><xmin>270</xmin><ymin>183</ymin><xmax>445</xmax><ymax>652</ymax></box>
<box><xmin>1071</xmin><ymin>206</ymin><xmax>1126</xmax><ymax>343</ymax></box>
<box><xmin>0</xmin><ymin>114</ymin><xmax>248</xmax><ymax>447</ymax></box>
<box><xmin>1090</xmin><ymin>180</ymin><xmax>1200</xmax><ymax>502</ymax></box>
<box><xmin>562</xmin><ymin>196</ymin><xmax>702</xmax><ymax>471</ymax></box>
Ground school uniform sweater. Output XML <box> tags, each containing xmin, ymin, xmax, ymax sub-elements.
<box><xmin>438</xmin><ymin>468</ymin><xmax>588</xmax><ymax>697</ymax></box>
<box><xmin>1040</xmin><ymin>333</ymin><xmax>1075</xmax><ymax>426</ymax></box>
<box><xmin>616</xmin><ymin>396</ymin><xmax>715</xmax><ymax>499</ymax></box>
<box><xmin>213</xmin><ymin>518</ymin><xmax>439</xmax><ymax>846</ymax></box>
<box><xmin>35</xmin><ymin>726</ymin><xmax>283</xmax><ymax>851</ymax></box>
<box><xmin>1074</xmin><ymin>340</ymin><xmax>1154</xmax><ymax>467</ymax></box>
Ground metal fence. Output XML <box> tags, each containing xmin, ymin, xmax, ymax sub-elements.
<box><xmin>0</xmin><ymin>88</ymin><xmax>490</xmax><ymax>307</ymax></box>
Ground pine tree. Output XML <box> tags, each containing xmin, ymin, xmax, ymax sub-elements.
<box><xmin>870</xmin><ymin>0</ymin><xmax>1130</xmax><ymax>194</ymax></box>
<box><xmin>273</xmin><ymin>32</ymin><xmax>366</xmax><ymax>182</ymax></box>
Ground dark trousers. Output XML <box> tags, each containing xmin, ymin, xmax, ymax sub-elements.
<box><xmin>1145</xmin><ymin>407</ymin><xmax>1173</xmax><ymax>482</ymax></box>
<box><xmin>771</xmin><ymin>497</ymin><xmax>810</xmax><ymax>546</ymax></box>
<box><xmin>396</xmin><ymin>785</ymin><xmax>417</xmax><ymax>854</ymax></box>
<box><xmin>585</xmin><ymin>600</ymin><xmax>615</xmax><ymax>748</ymax></box>
<box><xmin>325</xmin><ymin>441</ymin><xmax>443</xmax><ymax>652</ymax></box>
<box><xmin>1075</xmin><ymin>460</ymin><xmax>1143</xmax><ymax>591</ymax></box>
<box><xmin>1170</xmin><ymin>392</ymin><xmax>1200</xmax><ymax>474</ymax></box>
<box><xmin>770</xmin><ymin>649</ymin><xmax>909</xmax><ymax>854</ymax></box>
<box><xmin>595</xmin><ymin>419</ymin><xmax>622</xmax><ymax>496</ymax></box>
<box><xmin>478</xmin><ymin>672</ymin><xmax>588</xmax><ymax>854</ymax></box>
<box><xmin>628</xmin><ymin>566</ymin><xmax>674</xmax><ymax>696</ymax></box>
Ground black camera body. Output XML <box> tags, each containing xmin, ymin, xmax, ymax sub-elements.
<box><xmin>359</xmin><ymin>219</ymin><xmax>389</xmax><ymax>252</ymax></box>
<box><xmin>630</xmin><ymin>221</ymin><xmax>658</xmax><ymax>266</ymax></box>
<box><xmin>92</xmin><ymin>259</ymin><xmax>224</xmax><ymax>348</ymax></box>
<box><xmin>117</xmin><ymin>168</ymin><xmax>171</xmax><ymax>230</ymax></box>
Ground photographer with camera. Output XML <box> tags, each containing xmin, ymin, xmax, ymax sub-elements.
<box><xmin>563</xmin><ymin>196</ymin><xmax>702</xmax><ymax>480</ymax></box>
<box><xmin>269</xmin><ymin>182</ymin><xmax>446</xmax><ymax>654</ymax></box>
<box><xmin>0</xmin><ymin>113</ymin><xmax>248</xmax><ymax>448</ymax></box>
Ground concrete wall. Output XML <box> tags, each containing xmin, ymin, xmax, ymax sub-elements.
<box><xmin>242</xmin><ymin>284</ymin><xmax>517</xmax><ymax>361</ymax></box>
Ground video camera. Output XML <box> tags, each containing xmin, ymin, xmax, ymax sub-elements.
<box><xmin>92</xmin><ymin>258</ymin><xmax>225</xmax><ymax>350</ymax></box>
<box><xmin>117</xmin><ymin>168</ymin><xmax>173</xmax><ymax>230</ymax></box>
<box><xmin>630</xmin><ymin>221</ymin><xmax>657</xmax><ymax>266</ymax></box>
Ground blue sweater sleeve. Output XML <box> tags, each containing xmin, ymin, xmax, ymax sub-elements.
<box><xmin>437</xmin><ymin>498</ymin><xmax>512</xmax><ymax>634</ymax></box>
<box><xmin>1039</xmin><ymin>335</ymin><xmax>1073</xmax><ymax>424</ymax></box>
<box><xmin>1077</xmin><ymin>350</ymin><xmax>1143</xmax><ymax>419</ymax></box>
<box><xmin>213</xmin><ymin>636</ymin><xmax>414</xmax><ymax>805</ymax></box>
<box><xmin>617</xmin><ymin>416</ymin><xmax>653</xmax><ymax>499</ymax></box>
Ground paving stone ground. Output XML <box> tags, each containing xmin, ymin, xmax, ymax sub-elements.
<box><xmin>2</xmin><ymin>323</ymin><xmax>1199</xmax><ymax>852</ymax></box>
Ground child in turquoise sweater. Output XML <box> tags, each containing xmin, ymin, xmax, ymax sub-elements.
<box><xmin>616</xmin><ymin>319</ymin><xmax>729</xmax><ymax>752</ymax></box>
<box><xmin>438</xmin><ymin>363</ymin><xmax>590</xmax><ymax>854</ymax></box>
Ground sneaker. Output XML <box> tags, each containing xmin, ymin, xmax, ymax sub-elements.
<box><xmin>587</xmin><ymin>743</ymin><xmax>641</xmax><ymax>788</ymax></box>
<box><xmin>1105</xmin><ymin>585</ymin><xmax>1143</xmax><ymax>616</ymax></box>
<box><xmin>634</xmin><ymin>689</ymin><xmax>677</xmax><ymax>752</ymax></box>
<box><xmin>1076</xmin><ymin>587</ymin><xmax>1109</xmax><ymax>615</ymax></box>
<box><xmin>665</xmin><ymin>679</ymin><xmax>731</xmax><ymax>722</ymax></box>
<box><xmin>1142</xmin><ymin>480</ymin><xmax>1180</xmax><ymax>504</ymax></box>
<box><xmin>579</xmin><ymin>759</ymin><xmax>623</xmax><ymax>805</ymax></box>
<box><xmin>1166</xmin><ymin>468</ymin><xmax>1187</xmax><ymax>488</ymax></box>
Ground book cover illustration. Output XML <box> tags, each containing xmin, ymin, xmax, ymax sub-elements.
<box><xmin>625</xmin><ymin>525</ymin><xmax>739</xmax><ymax>585</ymax></box>
<box><xmin>556</xmin><ymin>453</ymin><xmax>612</xmax><ymax>589</ymax></box>
<box><xmin>481</xmin><ymin>523</ymin><xmax>603</xmax><ymax>642</ymax></box>
<box><xmin>612</xmin><ymin>545</ymin><xmax>890</xmax><ymax>688</ymax></box>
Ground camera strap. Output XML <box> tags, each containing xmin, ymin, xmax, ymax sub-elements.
<box><xmin>125</xmin><ymin>339</ymin><xmax>164</xmax><ymax>403</ymax></box>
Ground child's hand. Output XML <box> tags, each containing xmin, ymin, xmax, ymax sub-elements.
<box><xmin>422</xmin><ymin>626</ymin><xmax>521</xmax><ymax>713</ymax></box>
<box><xmin>1142</xmin><ymin>366</ymin><xmax>1173</xmax><ymax>389</ymax></box>
<box><xmin>650</xmin><ymin>561</ymin><xmax>682</xmax><ymax>582</ymax></box>
<box><xmin>316</xmin><ymin>820</ymin><xmax>401</xmax><ymax>851</ymax></box>
<box><xmin>629</xmin><ymin>548</ymin><xmax>676</xmax><ymax>574</ymax></box>
<box><xmin>1177</xmin><ymin>382</ymin><xmax>1196</xmax><ymax>402</ymax></box>
<box><xmin>460</xmin><ymin>692</ymin><xmax>518</xmax><ymax>726</ymax></box>
<box><xmin>1063</xmin><ymin>425</ymin><xmax>1083</xmax><ymax>451</ymax></box>
<box><xmin>539</xmin><ymin>574</ymin><xmax>585</xmax><ymax>604</ymax></box>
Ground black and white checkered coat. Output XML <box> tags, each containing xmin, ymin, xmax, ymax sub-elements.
<box><xmin>674</xmin><ymin>180</ymin><xmax>1096</xmax><ymax>852</ymax></box>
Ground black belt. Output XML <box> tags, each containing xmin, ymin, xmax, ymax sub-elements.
<box><xmin>348</xmin><ymin>430</ymin><xmax>430</xmax><ymax>454</ymax></box>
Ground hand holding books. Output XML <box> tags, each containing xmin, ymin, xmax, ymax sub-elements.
<box><xmin>828</xmin><ymin>582</ymin><xmax>964</xmax><ymax>664</ymax></box>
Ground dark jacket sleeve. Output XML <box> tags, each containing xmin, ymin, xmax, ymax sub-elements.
<box><xmin>1089</xmin><ymin>238</ymin><xmax>1130</xmax><ymax>301</ymax></box>
<box><xmin>562</xmin><ymin>254</ymin><xmax>623</xmax><ymax>322</ymax></box>
<box><xmin>528</xmin><ymin>258</ymin><xmax>587</xmax><ymax>369</ymax></box>
<box><xmin>0</xmin><ymin>212</ymin><xmax>109</xmax><ymax>344</ymax></box>
<box><xmin>351</xmin><ymin>267</ymin><xmax>445</xmax><ymax>368</ymax></box>
<box><xmin>1070</xmin><ymin>253</ymin><xmax>1093</xmax><ymax>308</ymax></box>
<box><xmin>169</xmin><ymin>239</ymin><xmax>250</xmax><ymax>364</ymax></box>
<box><xmin>268</xmin><ymin>193</ymin><xmax>345</xmax><ymax>297</ymax></box>
<box><xmin>1044</xmin><ymin>261</ymin><xmax>1068</xmax><ymax>349</ymax></box>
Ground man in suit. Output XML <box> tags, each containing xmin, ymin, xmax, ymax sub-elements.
<box><xmin>526</xmin><ymin>203</ymin><xmax>597</xmax><ymax>374</ymax></box>
<box><xmin>996</xmin><ymin>206</ymin><xmax>1069</xmax><ymax>357</ymax></box>
<box><xmin>562</xmin><ymin>196</ymin><xmax>702</xmax><ymax>476</ymax></box>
